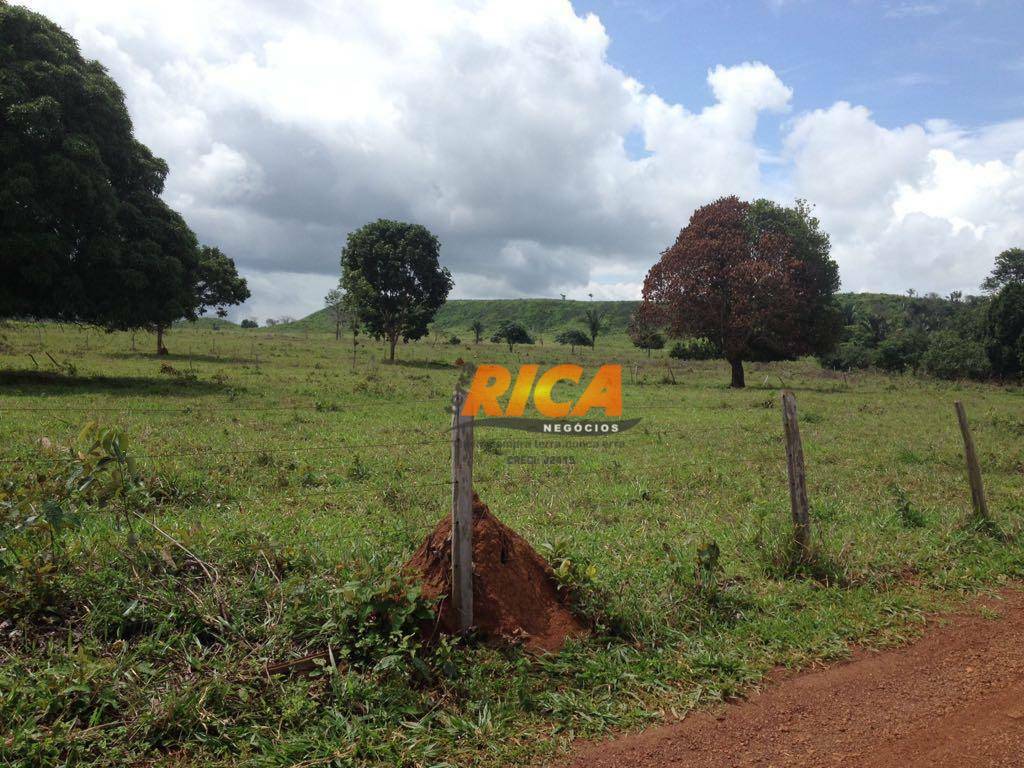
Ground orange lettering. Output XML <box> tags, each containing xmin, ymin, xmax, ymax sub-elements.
<box><xmin>534</xmin><ymin>364</ymin><xmax>583</xmax><ymax>418</ymax></box>
<box><xmin>462</xmin><ymin>365</ymin><xmax>511</xmax><ymax>417</ymax></box>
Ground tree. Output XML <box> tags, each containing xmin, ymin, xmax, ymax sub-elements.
<box><xmin>0</xmin><ymin>6</ymin><xmax>248</xmax><ymax>353</ymax></box>
<box><xmin>554</xmin><ymin>328</ymin><xmax>591</xmax><ymax>354</ymax></box>
<box><xmin>627</xmin><ymin>311</ymin><xmax>665</xmax><ymax>357</ymax></box>
<box><xmin>982</xmin><ymin>248</ymin><xmax>1024</xmax><ymax>293</ymax></box>
<box><xmin>986</xmin><ymin>283</ymin><xmax>1024</xmax><ymax>378</ymax></box>
<box><xmin>641</xmin><ymin>196</ymin><xmax>841</xmax><ymax>388</ymax></box>
<box><xmin>921</xmin><ymin>331</ymin><xmax>991</xmax><ymax>380</ymax></box>
<box><xmin>470</xmin><ymin>320</ymin><xmax>485</xmax><ymax>344</ymax></box>
<box><xmin>0</xmin><ymin>4</ymin><xmax>163</xmax><ymax>322</ymax></box>
<box><xmin>240</xmin><ymin>319</ymin><xmax>258</xmax><ymax>329</ymax></box>
<box><xmin>491</xmin><ymin>321</ymin><xmax>533</xmax><ymax>352</ymax></box>
<box><xmin>340</xmin><ymin>219</ymin><xmax>452</xmax><ymax>361</ymax></box>
<box><xmin>746</xmin><ymin>198</ymin><xmax>842</xmax><ymax>359</ymax></box>
<box><xmin>324</xmin><ymin>288</ymin><xmax>349</xmax><ymax>341</ymax></box>
<box><xmin>582</xmin><ymin>307</ymin><xmax>605</xmax><ymax>349</ymax></box>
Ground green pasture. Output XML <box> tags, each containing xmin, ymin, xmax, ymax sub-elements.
<box><xmin>1</xmin><ymin>320</ymin><xmax>1022</xmax><ymax>767</ymax></box>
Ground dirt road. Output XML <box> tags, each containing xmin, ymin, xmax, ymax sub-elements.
<box><xmin>562</xmin><ymin>590</ymin><xmax>1024</xmax><ymax>768</ymax></box>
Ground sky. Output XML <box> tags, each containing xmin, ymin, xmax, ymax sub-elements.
<box><xmin>22</xmin><ymin>0</ymin><xmax>1024</xmax><ymax>322</ymax></box>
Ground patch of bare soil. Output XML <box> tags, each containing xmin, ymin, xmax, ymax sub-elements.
<box><xmin>405</xmin><ymin>494</ymin><xmax>587</xmax><ymax>652</ymax></box>
<box><xmin>561</xmin><ymin>589</ymin><xmax>1024</xmax><ymax>768</ymax></box>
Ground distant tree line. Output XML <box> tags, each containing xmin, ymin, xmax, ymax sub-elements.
<box><xmin>819</xmin><ymin>250</ymin><xmax>1024</xmax><ymax>380</ymax></box>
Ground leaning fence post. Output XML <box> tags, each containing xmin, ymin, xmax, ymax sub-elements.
<box><xmin>781</xmin><ymin>390</ymin><xmax>812</xmax><ymax>560</ymax></box>
<box><xmin>450</xmin><ymin>385</ymin><xmax>474</xmax><ymax>633</ymax></box>
<box><xmin>954</xmin><ymin>400</ymin><xmax>990</xmax><ymax>522</ymax></box>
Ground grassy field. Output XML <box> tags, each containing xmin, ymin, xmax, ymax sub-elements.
<box><xmin>1</xmin><ymin>320</ymin><xmax>1023</xmax><ymax>767</ymax></box>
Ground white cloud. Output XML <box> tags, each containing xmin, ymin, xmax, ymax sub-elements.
<box><xmin>22</xmin><ymin>0</ymin><xmax>1024</xmax><ymax>317</ymax></box>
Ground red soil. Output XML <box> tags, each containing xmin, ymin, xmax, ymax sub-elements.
<box><xmin>561</xmin><ymin>589</ymin><xmax>1024</xmax><ymax>768</ymax></box>
<box><xmin>405</xmin><ymin>494</ymin><xmax>586</xmax><ymax>652</ymax></box>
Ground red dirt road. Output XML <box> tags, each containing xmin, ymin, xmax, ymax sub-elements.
<box><xmin>562</xmin><ymin>590</ymin><xmax>1024</xmax><ymax>768</ymax></box>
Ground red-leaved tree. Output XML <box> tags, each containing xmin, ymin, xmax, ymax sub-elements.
<box><xmin>641</xmin><ymin>196</ymin><xmax>839</xmax><ymax>388</ymax></box>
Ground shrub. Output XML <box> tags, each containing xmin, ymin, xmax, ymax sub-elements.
<box><xmin>872</xmin><ymin>330</ymin><xmax>928</xmax><ymax>373</ymax></box>
<box><xmin>818</xmin><ymin>340</ymin><xmax>872</xmax><ymax>371</ymax></box>
<box><xmin>921</xmin><ymin>331</ymin><xmax>991</xmax><ymax>380</ymax></box>
<box><xmin>669</xmin><ymin>337</ymin><xmax>719</xmax><ymax>360</ymax></box>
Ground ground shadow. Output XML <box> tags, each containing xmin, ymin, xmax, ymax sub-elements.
<box><xmin>0</xmin><ymin>370</ymin><xmax>233</xmax><ymax>397</ymax></box>
<box><xmin>104</xmin><ymin>351</ymin><xmax>257</xmax><ymax>365</ymax></box>
<box><xmin>386</xmin><ymin>359</ymin><xmax>455</xmax><ymax>370</ymax></box>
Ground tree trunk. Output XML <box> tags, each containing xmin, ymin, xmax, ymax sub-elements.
<box><xmin>335</xmin><ymin>321</ymin><xmax>340</xmax><ymax>341</ymax></box>
<box><xmin>156</xmin><ymin>325</ymin><xmax>168</xmax><ymax>355</ymax></box>
<box><xmin>389</xmin><ymin>335</ymin><xmax>397</xmax><ymax>361</ymax></box>
<box><xmin>729</xmin><ymin>358</ymin><xmax>745</xmax><ymax>388</ymax></box>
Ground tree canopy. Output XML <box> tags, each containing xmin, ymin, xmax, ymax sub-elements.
<box><xmin>641</xmin><ymin>196</ymin><xmax>841</xmax><ymax>387</ymax></box>
<box><xmin>491</xmin><ymin>321</ymin><xmax>533</xmax><ymax>352</ymax></box>
<box><xmin>982</xmin><ymin>248</ymin><xmax>1024</xmax><ymax>294</ymax></box>
<box><xmin>0</xmin><ymin>5</ymin><xmax>248</xmax><ymax>351</ymax></box>
<box><xmin>554</xmin><ymin>328</ymin><xmax>591</xmax><ymax>353</ymax></box>
<box><xmin>986</xmin><ymin>283</ymin><xmax>1024</xmax><ymax>378</ymax></box>
<box><xmin>626</xmin><ymin>311</ymin><xmax>665</xmax><ymax>357</ymax></box>
<box><xmin>340</xmin><ymin>219</ymin><xmax>452</xmax><ymax>361</ymax></box>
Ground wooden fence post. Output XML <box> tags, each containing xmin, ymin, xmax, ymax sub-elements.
<box><xmin>954</xmin><ymin>401</ymin><xmax>990</xmax><ymax>522</ymax></box>
<box><xmin>781</xmin><ymin>390</ymin><xmax>812</xmax><ymax>560</ymax></box>
<box><xmin>450</xmin><ymin>385</ymin><xmax>474</xmax><ymax>633</ymax></box>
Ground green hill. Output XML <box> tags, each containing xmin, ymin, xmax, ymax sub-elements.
<box><xmin>272</xmin><ymin>292</ymin><xmax>973</xmax><ymax>338</ymax></box>
<box><xmin>271</xmin><ymin>298</ymin><xmax>640</xmax><ymax>336</ymax></box>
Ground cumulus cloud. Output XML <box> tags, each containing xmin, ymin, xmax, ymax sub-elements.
<box><xmin>22</xmin><ymin>0</ymin><xmax>1024</xmax><ymax>320</ymax></box>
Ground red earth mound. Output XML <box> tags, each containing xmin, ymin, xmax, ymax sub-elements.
<box><xmin>404</xmin><ymin>494</ymin><xmax>587</xmax><ymax>652</ymax></box>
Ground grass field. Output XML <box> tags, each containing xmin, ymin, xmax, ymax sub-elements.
<box><xmin>2</xmin><ymin>319</ymin><xmax>1023</xmax><ymax>767</ymax></box>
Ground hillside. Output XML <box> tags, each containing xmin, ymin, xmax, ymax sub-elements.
<box><xmin>271</xmin><ymin>292</ymin><xmax>970</xmax><ymax>337</ymax></box>
<box><xmin>271</xmin><ymin>298</ymin><xmax>641</xmax><ymax>335</ymax></box>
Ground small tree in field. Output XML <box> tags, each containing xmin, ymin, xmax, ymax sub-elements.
<box><xmin>491</xmin><ymin>322</ymin><xmax>533</xmax><ymax>352</ymax></box>
<box><xmin>641</xmin><ymin>196</ymin><xmax>840</xmax><ymax>388</ymax></box>
<box><xmin>340</xmin><ymin>219</ymin><xmax>452</xmax><ymax>361</ymax></box>
<box><xmin>470</xmin><ymin>320</ymin><xmax>485</xmax><ymax>344</ymax></box>
<box><xmin>554</xmin><ymin>328</ymin><xmax>591</xmax><ymax>354</ymax></box>
<box><xmin>324</xmin><ymin>288</ymin><xmax>348</xmax><ymax>341</ymax></box>
<box><xmin>582</xmin><ymin>307</ymin><xmax>605</xmax><ymax>349</ymax></box>
<box><xmin>627</xmin><ymin>311</ymin><xmax>665</xmax><ymax>357</ymax></box>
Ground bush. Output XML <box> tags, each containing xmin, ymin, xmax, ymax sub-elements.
<box><xmin>921</xmin><ymin>331</ymin><xmax>991</xmax><ymax>380</ymax></box>
<box><xmin>669</xmin><ymin>337</ymin><xmax>719</xmax><ymax>360</ymax></box>
<box><xmin>818</xmin><ymin>340</ymin><xmax>872</xmax><ymax>371</ymax></box>
<box><xmin>872</xmin><ymin>330</ymin><xmax>928</xmax><ymax>373</ymax></box>
<box><xmin>240</xmin><ymin>319</ymin><xmax>258</xmax><ymax>329</ymax></box>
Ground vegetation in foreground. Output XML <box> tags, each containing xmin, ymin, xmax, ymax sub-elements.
<box><xmin>2</xmin><ymin>321</ymin><xmax>1023</xmax><ymax>767</ymax></box>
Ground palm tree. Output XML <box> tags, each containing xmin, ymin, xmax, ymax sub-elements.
<box><xmin>582</xmin><ymin>307</ymin><xmax>605</xmax><ymax>349</ymax></box>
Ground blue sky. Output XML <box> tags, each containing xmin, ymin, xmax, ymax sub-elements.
<box><xmin>579</xmin><ymin>0</ymin><xmax>1024</xmax><ymax>152</ymax></box>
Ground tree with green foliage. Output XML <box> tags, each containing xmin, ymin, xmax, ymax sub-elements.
<box><xmin>554</xmin><ymin>328</ymin><xmax>591</xmax><ymax>354</ymax></box>
<box><xmin>324</xmin><ymin>287</ymin><xmax>350</xmax><ymax>341</ymax></box>
<box><xmin>470</xmin><ymin>320</ymin><xmax>485</xmax><ymax>344</ymax></box>
<box><xmin>240</xmin><ymin>319</ymin><xmax>258</xmax><ymax>329</ymax></box>
<box><xmin>491</xmin><ymin>321</ymin><xmax>533</xmax><ymax>352</ymax></box>
<box><xmin>626</xmin><ymin>311</ymin><xmax>664</xmax><ymax>357</ymax></box>
<box><xmin>986</xmin><ymin>283</ymin><xmax>1024</xmax><ymax>378</ymax></box>
<box><xmin>0</xmin><ymin>5</ymin><xmax>248</xmax><ymax>353</ymax></box>
<box><xmin>745</xmin><ymin>198</ymin><xmax>843</xmax><ymax>360</ymax></box>
<box><xmin>340</xmin><ymin>219</ymin><xmax>452</xmax><ymax>361</ymax></box>
<box><xmin>921</xmin><ymin>331</ymin><xmax>991</xmax><ymax>380</ymax></box>
<box><xmin>982</xmin><ymin>247</ymin><xmax>1024</xmax><ymax>293</ymax></box>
